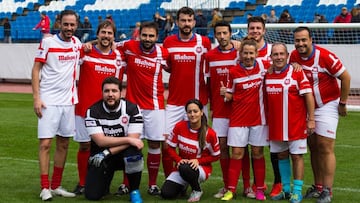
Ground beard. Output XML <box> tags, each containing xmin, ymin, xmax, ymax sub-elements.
<box><xmin>104</xmin><ymin>99</ymin><xmax>120</xmax><ymax>111</ymax></box>
<box><xmin>179</xmin><ymin>26</ymin><xmax>192</xmax><ymax>36</ymax></box>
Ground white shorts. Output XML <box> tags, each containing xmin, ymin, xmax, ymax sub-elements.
<box><xmin>270</xmin><ymin>138</ymin><xmax>307</xmax><ymax>155</ymax></box>
<box><xmin>166</xmin><ymin>166</ymin><xmax>206</xmax><ymax>186</ymax></box>
<box><xmin>165</xmin><ymin>104</ymin><xmax>209</xmax><ymax>135</ymax></box>
<box><xmin>142</xmin><ymin>109</ymin><xmax>166</xmax><ymax>141</ymax></box>
<box><xmin>212</xmin><ymin>118</ymin><xmax>229</xmax><ymax>138</ymax></box>
<box><xmin>38</xmin><ymin>105</ymin><xmax>75</xmax><ymax>139</ymax></box>
<box><xmin>227</xmin><ymin>125</ymin><xmax>269</xmax><ymax>147</ymax></box>
<box><xmin>315</xmin><ymin>99</ymin><xmax>339</xmax><ymax>139</ymax></box>
<box><xmin>74</xmin><ymin>115</ymin><xmax>90</xmax><ymax>142</ymax></box>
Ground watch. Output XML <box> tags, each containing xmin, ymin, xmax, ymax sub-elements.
<box><xmin>339</xmin><ymin>101</ymin><xmax>346</xmax><ymax>106</ymax></box>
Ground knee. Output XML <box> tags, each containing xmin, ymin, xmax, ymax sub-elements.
<box><xmin>160</xmin><ymin>180</ymin><xmax>181</xmax><ymax>199</ymax></box>
<box><xmin>124</xmin><ymin>152</ymin><xmax>144</xmax><ymax>174</ymax></box>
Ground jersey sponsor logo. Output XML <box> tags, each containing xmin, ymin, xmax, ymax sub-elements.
<box><xmin>95</xmin><ymin>64</ymin><xmax>116</xmax><ymax>74</ymax></box>
<box><xmin>58</xmin><ymin>55</ymin><xmax>77</xmax><ymax>62</ymax></box>
<box><xmin>266</xmin><ymin>86</ymin><xmax>282</xmax><ymax>94</ymax></box>
<box><xmin>134</xmin><ymin>58</ymin><xmax>155</xmax><ymax>68</ymax></box>
<box><xmin>174</xmin><ymin>54</ymin><xmax>195</xmax><ymax>62</ymax></box>
<box><xmin>216</xmin><ymin>68</ymin><xmax>229</xmax><ymax>75</ymax></box>
<box><xmin>103</xmin><ymin>127</ymin><xmax>124</xmax><ymax>136</ymax></box>
<box><xmin>85</xmin><ymin>120</ymin><xmax>97</xmax><ymax>127</ymax></box>
<box><xmin>179</xmin><ymin>143</ymin><xmax>197</xmax><ymax>154</ymax></box>
<box><xmin>243</xmin><ymin>80</ymin><xmax>262</xmax><ymax>89</ymax></box>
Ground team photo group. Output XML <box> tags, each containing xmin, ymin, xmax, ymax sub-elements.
<box><xmin>31</xmin><ymin>6</ymin><xmax>350</xmax><ymax>203</ymax></box>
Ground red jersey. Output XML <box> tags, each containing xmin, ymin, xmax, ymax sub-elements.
<box><xmin>257</xmin><ymin>42</ymin><xmax>272</xmax><ymax>66</ymax></box>
<box><xmin>227</xmin><ymin>59</ymin><xmax>269</xmax><ymax>127</ymax></box>
<box><xmin>75</xmin><ymin>46</ymin><xmax>125</xmax><ymax>117</ymax></box>
<box><xmin>205</xmin><ymin>46</ymin><xmax>239</xmax><ymax>118</ymax></box>
<box><xmin>167</xmin><ymin>120</ymin><xmax>220</xmax><ymax>178</ymax></box>
<box><xmin>163</xmin><ymin>34</ymin><xmax>211</xmax><ymax>106</ymax></box>
<box><xmin>120</xmin><ymin>40</ymin><xmax>168</xmax><ymax>110</ymax></box>
<box><xmin>265</xmin><ymin>65</ymin><xmax>312</xmax><ymax>141</ymax></box>
<box><xmin>289</xmin><ymin>45</ymin><xmax>345</xmax><ymax>108</ymax></box>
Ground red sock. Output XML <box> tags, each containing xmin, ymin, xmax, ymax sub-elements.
<box><xmin>51</xmin><ymin>166</ymin><xmax>63</xmax><ymax>189</ymax></box>
<box><xmin>220</xmin><ymin>158</ymin><xmax>229</xmax><ymax>188</ymax></box>
<box><xmin>227</xmin><ymin>158</ymin><xmax>242</xmax><ymax>193</ymax></box>
<box><xmin>242</xmin><ymin>149</ymin><xmax>251</xmax><ymax>189</ymax></box>
<box><xmin>123</xmin><ymin>171</ymin><xmax>129</xmax><ymax>186</ymax></box>
<box><xmin>253</xmin><ymin>157</ymin><xmax>266</xmax><ymax>189</ymax></box>
<box><xmin>315</xmin><ymin>184</ymin><xmax>323</xmax><ymax>192</ymax></box>
<box><xmin>147</xmin><ymin>152</ymin><xmax>161</xmax><ymax>186</ymax></box>
<box><xmin>41</xmin><ymin>174</ymin><xmax>50</xmax><ymax>189</ymax></box>
<box><xmin>77</xmin><ymin>150</ymin><xmax>90</xmax><ymax>186</ymax></box>
<box><xmin>162</xmin><ymin>148</ymin><xmax>174</xmax><ymax>177</ymax></box>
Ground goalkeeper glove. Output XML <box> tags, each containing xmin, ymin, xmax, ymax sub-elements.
<box><xmin>89</xmin><ymin>149</ymin><xmax>111</xmax><ymax>167</ymax></box>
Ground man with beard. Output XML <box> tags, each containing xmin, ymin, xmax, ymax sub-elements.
<box><xmin>31</xmin><ymin>10</ymin><xmax>82</xmax><ymax>201</ymax></box>
<box><xmin>84</xmin><ymin>76</ymin><xmax>144</xmax><ymax>203</ymax></box>
<box><xmin>289</xmin><ymin>26</ymin><xmax>351</xmax><ymax>203</ymax></box>
<box><xmin>72</xmin><ymin>20</ymin><xmax>125</xmax><ymax>195</ymax></box>
<box><xmin>116</xmin><ymin>21</ymin><xmax>169</xmax><ymax>195</ymax></box>
<box><xmin>162</xmin><ymin>6</ymin><xmax>212</xmax><ymax>178</ymax></box>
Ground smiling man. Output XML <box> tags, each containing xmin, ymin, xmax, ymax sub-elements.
<box><xmin>289</xmin><ymin>26</ymin><xmax>351</xmax><ymax>203</ymax></box>
<box><xmin>265</xmin><ymin>42</ymin><xmax>315</xmax><ymax>203</ymax></box>
<box><xmin>73</xmin><ymin>19</ymin><xmax>125</xmax><ymax>196</ymax></box>
<box><xmin>116</xmin><ymin>21</ymin><xmax>169</xmax><ymax>196</ymax></box>
<box><xmin>31</xmin><ymin>9</ymin><xmax>82</xmax><ymax>201</ymax></box>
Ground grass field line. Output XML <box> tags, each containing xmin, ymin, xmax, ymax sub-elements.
<box><xmin>2</xmin><ymin>156</ymin><xmax>360</xmax><ymax>193</ymax></box>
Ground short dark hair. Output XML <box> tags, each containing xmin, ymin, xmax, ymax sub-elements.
<box><xmin>102</xmin><ymin>76</ymin><xmax>122</xmax><ymax>91</ymax></box>
<box><xmin>214</xmin><ymin>21</ymin><xmax>232</xmax><ymax>34</ymax></box>
<box><xmin>140</xmin><ymin>21</ymin><xmax>159</xmax><ymax>35</ymax></box>
<box><xmin>96</xmin><ymin>20</ymin><xmax>116</xmax><ymax>36</ymax></box>
<box><xmin>293</xmin><ymin>26</ymin><xmax>312</xmax><ymax>38</ymax></box>
<box><xmin>247</xmin><ymin>16</ymin><xmax>265</xmax><ymax>28</ymax></box>
<box><xmin>176</xmin><ymin>7</ymin><xmax>195</xmax><ymax>20</ymax></box>
<box><xmin>240</xmin><ymin>39</ymin><xmax>257</xmax><ymax>52</ymax></box>
<box><xmin>59</xmin><ymin>10</ymin><xmax>78</xmax><ymax>22</ymax></box>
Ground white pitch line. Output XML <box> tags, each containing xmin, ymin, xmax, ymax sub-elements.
<box><xmin>1</xmin><ymin>156</ymin><xmax>360</xmax><ymax>193</ymax></box>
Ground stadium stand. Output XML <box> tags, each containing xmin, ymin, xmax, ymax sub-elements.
<box><xmin>0</xmin><ymin>0</ymin><xmax>359</xmax><ymax>42</ymax></box>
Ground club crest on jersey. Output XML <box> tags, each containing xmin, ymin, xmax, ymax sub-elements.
<box><xmin>121</xmin><ymin>116</ymin><xmax>128</xmax><ymax>124</ymax></box>
<box><xmin>312</xmin><ymin>67</ymin><xmax>318</xmax><ymax>72</ymax></box>
<box><xmin>116</xmin><ymin>59</ymin><xmax>121</xmax><ymax>66</ymax></box>
<box><xmin>284</xmin><ymin>78</ymin><xmax>290</xmax><ymax>85</ymax></box>
<box><xmin>196</xmin><ymin>46</ymin><xmax>203</xmax><ymax>54</ymax></box>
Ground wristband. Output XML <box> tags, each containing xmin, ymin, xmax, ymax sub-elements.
<box><xmin>103</xmin><ymin>149</ymin><xmax>111</xmax><ymax>157</ymax></box>
<box><xmin>339</xmin><ymin>101</ymin><xmax>346</xmax><ymax>106</ymax></box>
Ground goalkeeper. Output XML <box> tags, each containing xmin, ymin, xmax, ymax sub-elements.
<box><xmin>84</xmin><ymin>76</ymin><xmax>144</xmax><ymax>203</ymax></box>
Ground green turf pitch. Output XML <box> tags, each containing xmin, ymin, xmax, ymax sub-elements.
<box><xmin>0</xmin><ymin>93</ymin><xmax>359</xmax><ymax>202</ymax></box>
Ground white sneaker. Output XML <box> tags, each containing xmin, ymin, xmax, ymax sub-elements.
<box><xmin>188</xmin><ymin>190</ymin><xmax>203</xmax><ymax>202</ymax></box>
<box><xmin>214</xmin><ymin>187</ymin><xmax>227</xmax><ymax>198</ymax></box>
<box><xmin>40</xmin><ymin>188</ymin><xmax>52</xmax><ymax>201</ymax></box>
<box><xmin>51</xmin><ymin>186</ymin><xmax>76</xmax><ymax>197</ymax></box>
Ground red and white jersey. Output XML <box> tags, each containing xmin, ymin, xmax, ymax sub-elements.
<box><xmin>227</xmin><ymin>59</ymin><xmax>269</xmax><ymax>127</ymax></box>
<box><xmin>34</xmin><ymin>34</ymin><xmax>82</xmax><ymax>105</ymax></box>
<box><xmin>205</xmin><ymin>46</ymin><xmax>239</xmax><ymax>118</ymax></box>
<box><xmin>119</xmin><ymin>40</ymin><xmax>168</xmax><ymax>110</ymax></box>
<box><xmin>257</xmin><ymin>42</ymin><xmax>272</xmax><ymax>66</ymax></box>
<box><xmin>75</xmin><ymin>45</ymin><xmax>125</xmax><ymax>117</ymax></box>
<box><xmin>265</xmin><ymin>65</ymin><xmax>312</xmax><ymax>141</ymax></box>
<box><xmin>163</xmin><ymin>33</ymin><xmax>211</xmax><ymax>106</ymax></box>
<box><xmin>289</xmin><ymin>45</ymin><xmax>345</xmax><ymax>108</ymax></box>
<box><xmin>167</xmin><ymin>120</ymin><xmax>220</xmax><ymax>178</ymax></box>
